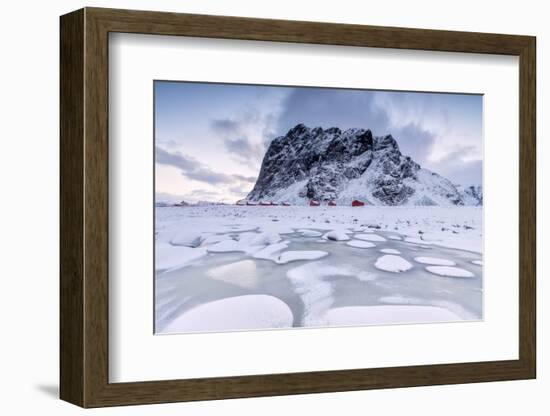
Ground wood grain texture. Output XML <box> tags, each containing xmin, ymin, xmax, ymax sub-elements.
<box><xmin>59</xmin><ymin>7</ymin><xmax>537</xmax><ymax>408</ymax></box>
<box><xmin>59</xmin><ymin>8</ymin><xmax>84</xmax><ymax>407</ymax></box>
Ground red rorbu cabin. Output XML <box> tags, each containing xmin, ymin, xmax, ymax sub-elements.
<box><xmin>309</xmin><ymin>200</ymin><xmax>320</xmax><ymax>207</ymax></box>
<box><xmin>328</xmin><ymin>200</ymin><xmax>337</xmax><ymax>206</ymax></box>
<box><xmin>246</xmin><ymin>201</ymin><xmax>257</xmax><ymax>206</ymax></box>
<box><xmin>351</xmin><ymin>199</ymin><xmax>365</xmax><ymax>207</ymax></box>
<box><xmin>259</xmin><ymin>201</ymin><xmax>272</xmax><ymax>206</ymax></box>
<box><xmin>282</xmin><ymin>202</ymin><xmax>290</xmax><ymax>206</ymax></box>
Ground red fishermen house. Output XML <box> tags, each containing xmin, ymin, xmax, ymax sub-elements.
<box><xmin>352</xmin><ymin>199</ymin><xmax>365</xmax><ymax>207</ymax></box>
<box><xmin>309</xmin><ymin>200</ymin><xmax>320</xmax><ymax>207</ymax></box>
<box><xmin>328</xmin><ymin>200</ymin><xmax>337</xmax><ymax>206</ymax></box>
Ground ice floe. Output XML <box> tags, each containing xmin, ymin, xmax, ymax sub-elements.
<box><xmin>200</xmin><ymin>234</ymin><xmax>233</xmax><ymax>246</ymax></box>
<box><xmin>252</xmin><ymin>242</ymin><xmax>289</xmax><ymax>261</ymax></box>
<box><xmin>426</xmin><ymin>266</ymin><xmax>475</xmax><ymax>278</ymax></box>
<box><xmin>323</xmin><ymin>230</ymin><xmax>351</xmax><ymax>241</ymax></box>
<box><xmin>354</xmin><ymin>233</ymin><xmax>387</xmax><ymax>242</ymax></box>
<box><xmin>156</xmin><ymin>242</ymin><xmax>207</xmax><ymax>272</ymax></box>
<box><xmin>346</xmin><ymin>240</ymin><xmax>376</xmax><ymax>249</ymax></box>
<box><xmin>277</xmin><ymin>250</ymin><xmax>329</xmax><ymax>264</ymax></box>
<box><xmin>380</xmin><ymin>248</ymin><xmax>401</xmax><ymax>254</ymax></box>
<box><xmin>297</xmin><ymin>229</ymin><xmax>323</xmax><ymax>237</ymax></box>
<box><xmin>374</xmin><ymin>255</ymin><xmax>413</xmax><ymax>273</ymax></box>
<box><xmin>162</xmin><ymin>295</ymin><xmax>293</xmax><ymax>333</ymax></box>
<box><xmin>206</xmin><ymin>232</ymin><xmax>281</xmax><ymax>255</ymax></box>
<box><xmin>170</xmin><ymin>230</ymin><xmax>206</xmax><ymax>247</ymax></box>
<box><xmin>414</xmin><ymin>256</ymin><xmax>456</xmax><ymax>266</ymax></box>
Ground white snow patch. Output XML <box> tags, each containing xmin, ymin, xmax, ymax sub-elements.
<box><xmin>200</xmin><ymin>234</ymin><xmax>233</xmax><ymax>246</ymax></box>
<box><xmin>346</xmin><ymin>240</ymin><xmax>376</xmax><ymax>249</ymax></box>
<box><xmin>206</xmin><ymin>232</ymin><xmax>281</xmax><ymax>255</ymax></box>
<box><xmin>323</xmin><ymin>230</ymin><xmax>351</xmax><ymax>241</ymax></box>
<box><xmin>170</xmin><ymin>230</ymin><xmax>207</xmax><ymax>247</ymax></box>
<box><xmin>325</xmin><ymin>305</ymin><xmax>462</xmax><ymax>326</ymax></box>
<box><xmin>239</xmin><ymin>231</ymin><xmax>282</xmax><ymax>246</ymax></box>
<box><xmin>162</xmin><ymin>295</ymin><xmax>293</xmax><ymax>333</ymax></box>
<box><xmin>374</xmin><ymin>255</ymin><xmax>413</xmax><ymax>273</ymax></box>
<box><xmin>380</xmin><ymin>248</ymin><xmax>401</xmax><ymax>254</ymax></box>
<box><xmin>426</xmin><ymin>266</ymin><xmax>475</xmax><ymax>278</ymax></box>
<box><xmin>277</xmin><ymin>250</ymin><xmax>329</xmax><ymax>264</ymax></box>
<box><xmin>471</xmin><ymin>260</ymin><xmax>483</xmax><ymax>266</ymax></box>
<box><xmin>297</xmin><ymin>229</ymin><xmax>323</xmax><ymax>237</ymax></box>
<box><xmin>354</xmin><ymin>233</ymin><xmax>387</xmax><ymax>242</ymax></box>
<box><xmin>156</xmin><ymin>242</ymin><xmax>207</xmax><ymax>272</ymax></box>
<box><xmin>252</xmin><ymin>242</ymin><xmax>289</xmax><ymax>261</ymax></box>
<box><xmin>206</xmin><ymin>239</ymin><xmax>255</xmax><ymax>254</ymax></box>
<box><xmin>414</xmin><ymin>256</ymin><xmax>456</xmax><ymax>266</ymax></box>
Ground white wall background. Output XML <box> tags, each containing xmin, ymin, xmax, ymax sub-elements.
<box><xmin>0</xmin><ymin>0</ymin><xmax>545</xmax><ymax>414</ymax></box>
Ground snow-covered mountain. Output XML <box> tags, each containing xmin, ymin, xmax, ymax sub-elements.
<box><xmin>456</xmin><ymin>185</ymin><xmax>483</xmax><ymax>206</ymax></box>
<box><xmin>246</xmin><ymin>124</ymin><xmax>482</xmax><ymax>206</ymax></box>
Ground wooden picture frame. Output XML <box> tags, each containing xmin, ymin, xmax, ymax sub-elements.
<box><xmin>60</xmin><ymin>7</ymin><xmax>536</xmax><ymax>408</ymax></box>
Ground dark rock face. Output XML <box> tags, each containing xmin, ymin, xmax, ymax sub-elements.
<box><xmin>247</xmin><ymin>124</ymin><xmax>471</xmax><ymax>206</ymax></box>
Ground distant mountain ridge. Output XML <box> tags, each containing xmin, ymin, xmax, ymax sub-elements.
<box><xmin>246</xmin><ymin>124</ymin><xmax>482</xmax><ymax>206</ymax></box>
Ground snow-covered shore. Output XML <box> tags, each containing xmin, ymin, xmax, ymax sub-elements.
<box><xmin>155</xmin><ymin>205</ymin><xmax>483</xmax><ymax>334</ymax></box>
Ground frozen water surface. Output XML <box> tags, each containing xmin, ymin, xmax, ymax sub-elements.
<box><xmin>155</xmin><ymin>206</ymin><xmax>483</xmax><ymax>333</ymax></box>
<box><xmin>414</xmin><ymin>256</ymin><xmax>456</xmax><ymax>266</ymax></box>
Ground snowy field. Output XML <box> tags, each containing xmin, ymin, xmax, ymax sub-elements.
<box><xmin>155</xmin><ymin>205</ymin><xmax>483</xmax><ymax>334</ymax></box>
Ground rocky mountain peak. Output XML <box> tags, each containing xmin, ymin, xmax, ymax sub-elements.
<box><xmin>247</xmin><ymin>124</ymin><xmax>478</xmax><ymax>206</ymax></box>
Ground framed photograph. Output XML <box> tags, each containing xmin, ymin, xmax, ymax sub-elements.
<box><xmin>60</xmin><ymin>7</ymin><xmax>536</xmax><ymax>407</ymax></box>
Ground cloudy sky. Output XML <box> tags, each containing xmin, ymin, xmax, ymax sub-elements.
<box><xmin>155</xmin><ymin>81</ymin><xmax>482</xmax><ymax>203</ymax></box>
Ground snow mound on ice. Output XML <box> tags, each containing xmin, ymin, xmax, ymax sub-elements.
<box><xmin>471</xmin><ymin>260</ymin><xmax>483</xmax><ymax>266</ymax></box>
<box><xmin>170</xmin><ymin>230</ymin><xmax>206</xmax><ymax>247</ymax></box>
<box><xmin>206</xmin><ymin>240</ymin><xmax>249</xmax><ymax>254</ymax></box>
<box><xmin>354</xmin><ymin>233</ymin><xmax>387</xmax><ymax>242</ymax></box>
<box><xmin>200</xmin><ymin>234</ymin><xmax>232</xmax><ymax>246</ymax></box>
<box><xmin>346</xmin><ymin>240</ymin><xmax>376</xmax><ymax>249</ymax></box>
<box><xmin>297</xmin><ymin>229</ymin><xmax>323</xmax><ymax>237</ymax></box>
<box><xmin>162</xmin><ymin>295</ymin><xmax>293</xmax><ymax>333</ymax></box>
<box><xmin>156</xmin><ymin>242</ymin><xmax>207</xmax><ymax>272</ymax></box>
<box><xmin>374</xmin><ymin>255</ymin><xmax>413</xmax><ymax>273</ymax></box>
<box><xmin>323</xmin><ymin>230</ymin><xmax>351</xmax><ymax>241</ymax></box>
<box><xmin>239</xmin><ymin>231</ymin><xmax>282</xmax><ymax>246</ymax></box>
<box><xmin>277</xmin><ymin>250</ymin><xmax>329</xmax><ymax>264</ymax></box>
<box><xmin>380</xmin><ymin>248</ymin><xmax>401</xmax><ymax>254</ymax></box>
<box><xmin>414</xmin><ymin>256</ymin><xmax>456</xmax><ymax>266</ymax></box>
<box><xmin>426</xmin><ymin>266</ymin><xmax>475</xmax><ymax>278</ymax></box>
<box><xmin>325</xmin><ymin>305</ymin><xmax>462</xmax><ymax>326</ymax></box>
<box><xmin>206</xmin><ymin>232</ymin><xmax>282</xmax><ymax>255</ymax></box>
<box><xmin>252</xmin><ymin>242</ymin><xmax>289</xmax><ymax>261</ymax></box>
